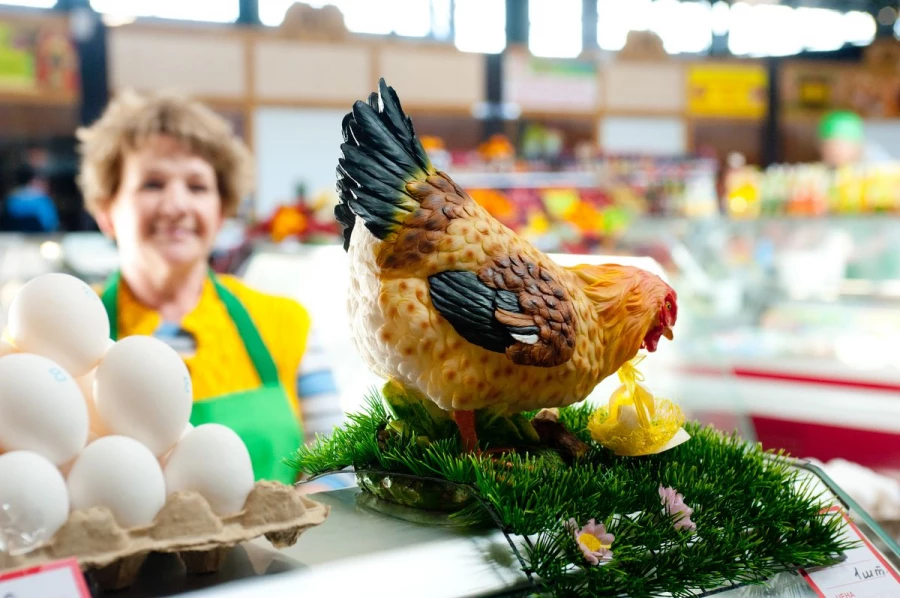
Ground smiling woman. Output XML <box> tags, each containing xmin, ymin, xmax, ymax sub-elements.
<box><xmin>75</xmin><ymin>91</ymin><xmax>321</xmax><ymax>485</ymax></box>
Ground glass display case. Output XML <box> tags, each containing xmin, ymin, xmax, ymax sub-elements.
<box><xmin>609</xmin><ymin>215</ymin><xmax>900</xmax><ymax>539</ymax></box>
<box><xmin>614</xmin><ymin>216</ymin><xmax>900</xmax><ymax>445</ymax></box>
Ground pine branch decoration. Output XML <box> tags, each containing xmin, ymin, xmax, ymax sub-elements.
<box><xmin>286</xmin><ymin>393</ymin><xmax>854</xmax><ymax>597</ymax></box>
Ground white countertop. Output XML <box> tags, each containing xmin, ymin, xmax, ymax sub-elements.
<box><xmin>102</xmin><ymin>465</ymin><xmax>900</xmax><ymax>598</ymax></box>
<box><xmin>112</xmin><ymin>486</ymin><xmax>530</xmax><ymax>598</ymax></box>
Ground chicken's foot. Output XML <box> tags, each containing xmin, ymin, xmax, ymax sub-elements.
<box><xmin>452</xmin><ymin>409</ymin><xmax>479</xmax><ymax>452</ymax></box>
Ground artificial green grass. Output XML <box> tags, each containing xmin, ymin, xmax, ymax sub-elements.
<box><xmin>287</xmin><ymin>393</ymin><xmax>852</xmax><ymax>597</ymax></box>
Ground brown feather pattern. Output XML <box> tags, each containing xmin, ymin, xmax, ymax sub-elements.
<box><xmin>479</xmin><ymin>256</ymin><xmax>576</xmax><ymax>367</ymax></box>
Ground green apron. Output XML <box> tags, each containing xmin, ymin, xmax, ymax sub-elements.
<box><xmin>101</xmin><ymin>271</ymin><xmax>303</xmax><ymax>484</ymax></box>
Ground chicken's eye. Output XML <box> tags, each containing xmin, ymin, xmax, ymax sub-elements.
<box><xmin>665</xmin><ymin>301</ymin><xmax>672</xmax><ymax>311</ymax></box>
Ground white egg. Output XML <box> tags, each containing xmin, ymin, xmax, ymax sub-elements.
<box><xmin>0</xmin><ymin>354</ymin><xmax>89</xmax><ymax>465</ymax></box>
<box><xmin>0</xmin><ymin>451</ymin><xmax>70</xmax><ymax>544</ymax></box>
<box><xmin>158</xmin><ymin>423</ymin><xmax>195</xmax><ymax>468</ymax></box>
<box><xmin>94</xmin><ymin>336</ymin><xmax>192</xmax><ymax>456</ymax></box>
<box><xmin>164</xmin><ymin>424</ymin><xmax>254</xmax><ymax>516</ymax></box>
<box><xmin>7</xmin><ymin>273</ymin><xmax>110</xmax><ymax>377</ymax></box>
<box><xmin>66</xmin><ymin>436</ymin><xmax>167</xmax><ymax>528</ymax></box>
<box><xmin>616</xmin><ymin>404</ymin><xmax>642</xmax><ymax>429</ymax></box>
<box><xmin>75</xmin><ymin>368</ymin><xmax>109</xmax><ymax>437</ymax></box>
<box><xmin>0</xmin><ymin>340</ymin><xmax>17</xmax><ymax>358</ymax></box>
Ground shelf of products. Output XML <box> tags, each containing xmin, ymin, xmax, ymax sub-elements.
<box><xmin>445</xmin><ymin>158</ymin><xmax>720</xmax><ymax>256</ymax></box>
<box><xmin>725</xmin><ymin>161</ymin><xmax>900</xmax><ymax>217</ymax></box>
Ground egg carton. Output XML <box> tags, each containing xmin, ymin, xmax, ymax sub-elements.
<box><xmin>0</xmin><ymin>480</ymin><xmax>329</xmax><ymax>591</ymax></box>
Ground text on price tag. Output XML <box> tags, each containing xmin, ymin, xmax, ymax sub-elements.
<box><xmin>801</xmin><ymin>507</ymin><xmax>900</xmax><ymax>598</ymax></box>
<box><xmin>0</xmin><ymin>558</ymin><xmax>90</xmax><ymax>598</ymax></box>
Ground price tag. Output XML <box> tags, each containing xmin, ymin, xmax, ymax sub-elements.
<box><xmin>801</xmin><ymin>507</ymin><xmax>900</xmax><ymax>598</ymax></box>
<box><xmin>0</xmin><ymin>558</ymin><xmax>90</xmax><ymax>598</ymax></box>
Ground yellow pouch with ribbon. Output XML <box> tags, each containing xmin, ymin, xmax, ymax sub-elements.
<box><xmin>588</xmin><ymin>355</ymin><xmax>689</xmax><ymax>457</ymax></box>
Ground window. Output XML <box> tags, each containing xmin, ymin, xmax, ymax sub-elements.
<box><xmin>727</xmin><ymin>3</ymin><xmax>874</xmax><ymax>56</ymax></box>
<box><xmin>728</xmin><ymin>4</ymin><xmax>802</xmax><ymax>56</ymax></box>
<box><xmin>597</xmin><ymin>0</ymin><xmax>650</xmax><ymax>52</ymax></box>
<box><xmin>597</xmin><ymin>0</ymin><xmax>711</xmax><ymax>55</ymax></box>
<box><xmin>597</xmin><ymin>0</ymin><xmax>873</xmax><ymax>57</ymax></box>
<box><xmin>259</xmin><ymin>0</ymin><xmax>317</xmax><ymax>27</ymax></box>
<box><xmin>258</xmin><ymin>0</ymin><xmax>505</xmax><ymax>49</ymax></box>
<box><xmin>529</xmin><ymin>0</ymin><xmax>581</xmax><ymax>58</ymax></box>
<box><xmin>843</xmin><ymin>11</ymin><xmax>877</xmax><ymax>47</ymax></box>
<box><xmin>258</xmin><ymin>0</ymin><xmax>429</xmax><ymax>37</ymax></box>
<box><xmin>430</xmin><ymin>0</ymin><xmax>452</xmax><ymax>41</ymax></box>
<box><xmin>89</xmin><ymin>0</ymin><xmax>240</xmax><ymax>23</ymax></box>
<box><xmin>454</xmin><ymin>0</ymin><xmax>505</xmax><ymax>54</ymax></box>
<box><xmin>395</xmin><ymin>0</ymin><xmax>433</xmax><ymax>37</ymax></box>
<box><xmin>796</xmin><ymin>8</ymin><xmax>852</xmax><ymax>52</ymax></box>
<box><xmin>0</xmin><ymin>1</ymin><xmax>57</xmax><ymax>7</ymax></box>
<box><xmin>334</xmin><ymin>1</ymin><xmax>394</xmax><ymax>35</ymax></box>
<box><xmin>650</xmin><ymin>0</ymin><xmax>711</xmax><ymax>55</ymax></box>
<box><xmin>710</xmin><ymin>1</ymin><xmax>729</xmax><ymax>36</ymax></box>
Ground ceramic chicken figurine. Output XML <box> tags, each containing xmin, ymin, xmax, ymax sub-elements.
<box><xmin>335</xmin><ymin>80</ymin><xmax>677</xmax><ymax>452</ymax></box>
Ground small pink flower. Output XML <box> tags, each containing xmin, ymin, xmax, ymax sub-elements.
<box><xmin>567</xmin><ymin>517</ymin><xmax>614</xmax><ymax>565</ymax></box>
<box><xmin>659</xmin><ymin>485</ymin><xmax>697</xmax><ymax>532</ymax></box>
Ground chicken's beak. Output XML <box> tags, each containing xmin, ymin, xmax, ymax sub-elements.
<box><xmin>662</xmin><ymin>326</ymin><xmax>674</xmax><ymax>341</ymax></box>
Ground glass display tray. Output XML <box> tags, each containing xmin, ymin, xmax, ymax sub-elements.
<box><xmin>105</xmin><ymin>459</ymin><xmax>899</xmax><ymax>598</ymax></box>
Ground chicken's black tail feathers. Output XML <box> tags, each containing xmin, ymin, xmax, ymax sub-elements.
<box><xmin>335</xmin><ymin>78</ymin><xmax>435</xmax><ymax>251</ymax></box>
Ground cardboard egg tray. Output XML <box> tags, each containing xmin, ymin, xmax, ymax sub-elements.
<box><xmin>0</xmin><ymin>480</ymin><xmax>329</xmax><ymax>591</ymax></box>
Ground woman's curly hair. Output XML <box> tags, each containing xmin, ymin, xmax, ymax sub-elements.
<box><xmin>76</xmin><ymin>89</ymin><xmax>254</xmax><ymax>217</ymax></box>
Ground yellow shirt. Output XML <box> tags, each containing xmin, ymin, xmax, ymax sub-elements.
<box><xmin>111</xmin><ymin>275</ymin><xmax>311</xmax><ymax>418</ymax></box>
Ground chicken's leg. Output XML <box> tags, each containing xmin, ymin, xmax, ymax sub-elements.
<box><xmin>452</xmin><ymin>410</ymin><xmax>478</xmax><ymax>452</ymax></box>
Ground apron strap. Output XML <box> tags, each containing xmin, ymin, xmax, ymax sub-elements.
<box><xmin>101</xmin><ymin>270</ymin><xmax>120</xmax><ymax>340</ymax></box>
<box><xmin>208</xmin><ymin>272</ymin><xmax>281</xmax><ymax>387</ymax></box>
<box><xmin>100</xmin><ymin>270</ymin><xmax>281</xmax><ymax>388</ymax></box>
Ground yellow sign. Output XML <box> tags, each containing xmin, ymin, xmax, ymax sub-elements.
<box><xmin>0</xmin><ymin>19</ymin><xmax>78</xmax><ymax>95</ymax></box>
<box><xmin>0</xmin><ymin>22</ymin><xmax>35</xmax><ymax>90</ymax></box>
<box><xmin>687</xmin><ymin>65</ymin><xmax>768</xmax><ymax>119</ymax></box>
<box><xmin>798</xmin><ymin>77</ymin><xmax>831</xmax><ymax>108</ymax></box>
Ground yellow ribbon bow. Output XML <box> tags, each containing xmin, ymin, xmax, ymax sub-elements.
<box><xmin>608</xmin><ymin>354</ymin><xmax>655</xmax><ymax>430</ymax></box>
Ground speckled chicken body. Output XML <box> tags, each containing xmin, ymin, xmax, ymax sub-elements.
<box><xmin>348</xmin><ymin>207</ymin><xmax>611</xmax><ymax>413</ymax></box>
